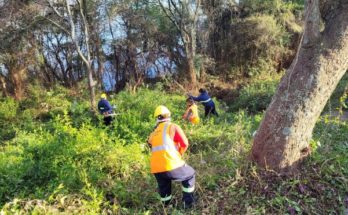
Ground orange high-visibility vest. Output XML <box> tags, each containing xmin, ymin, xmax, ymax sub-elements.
<box><xmin>184</xmin><ymin>104</ymin><xmax>200</xmax><ymax>125</ymax></box>
<box><xmin>148</xmin><ymin>122</ymin><xmax>185</xmax><ymax>173</ymax></box>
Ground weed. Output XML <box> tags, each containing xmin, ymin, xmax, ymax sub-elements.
<box><xmin>0</xmin><ymin>82</ymin><xmax>347</xmax><ymax>214</ymax></box>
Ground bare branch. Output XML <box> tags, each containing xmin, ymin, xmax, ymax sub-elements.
<box><xmin>158</xmin><ymin>0</ymin><xmax>180</xmax><ymax>29</ymax></box>
<box><xmin>46</xmin><ymin>0</ymin><xmax>64</xmax><ymax>18</ymax></box>
<box><xmin>193</xmin><ymin>0</ymin><xmax>201</xmax><ymax>24</ymax></box>
<box><xmin>65</xmin><ymin>0</ymin><xmax>89</xmax><ymax>66</ymax></box>
<box><xmin>46</xmin><ymin>17</ymin><xmax>70</xmax><ymax>35</ymax></box>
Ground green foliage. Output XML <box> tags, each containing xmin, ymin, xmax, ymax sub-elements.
<box><xmin>211</xmin><ymin>0</ymin><xmax>303</xmax><ymax>79</ymax></box>
<box><xmin>325</xmin><ymin>73</ymin><xmax>348</xmax><ymax>112</ymax></box>
<box><xmin>242</xmin><ymin>0</ymin><xmax>284</xmax><ymax>15</ymax></box>
<box><xmin>0</xmin><ymin>84</ymin><xmax>347</xmax><ymax>214</ymax></box>
<box><xmin>0</xmin><ymin>97</ymin><xmax>19</xmax><ymax>142</ymax></box>
<box><xmin>229</xmin><ymin>73</ymin><xmax>281</xmax><ymax>113</ymax></box>
<box><xmin>227</xmin><ymin>15</ymin><xmax>291</xmax><ymax>77</ymax></box>
<box><xmin>241</xmin><ymin>0</ymin><xmax>304</xmax><ymax>14</ymax></box>
<box><xmin>0</xmin><ymin>97</ymin><xmax>18</xmax><ymax>119</ymax></box>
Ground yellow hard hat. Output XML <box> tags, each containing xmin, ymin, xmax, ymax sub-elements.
<box><xmin>101</xmin><ymin>93</ymin><xmax>107</xmax><ymax>99</ymax></box>
<box><xmin>154</xmin><ymin>105</ymin><xmax>171</xmax><ymax>118</ymax></box>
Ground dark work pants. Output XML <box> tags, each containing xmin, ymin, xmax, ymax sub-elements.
<box><xmin>154</xmin><ymin>164</ymin><xmax>195</xmax><ymax>206</ymax></box>
<box><xmin>103</xmin><ymin>116</ymin><xmax>113</xmax><ymax>126</ymax></box>
<box><xmin>204</xmin><ymin>104</ymin><xmax>218</xmax><ymax>117</ymax></box>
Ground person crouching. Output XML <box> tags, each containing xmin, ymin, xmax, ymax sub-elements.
<box><xmin>182</xmin><ymin>98</ymin><xmax>200</xmax><ymax>125</ymax></box>
<box><xmin>97</xmin><ymin>93</ymin><xmax>114</xmax><ymax>126</ymax></box>
<box><xmin>148</xmin><ymin>105</ymin><xmax>196</xmax><ymax>208</ymax></box>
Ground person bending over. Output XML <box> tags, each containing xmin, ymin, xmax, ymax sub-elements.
<box><xmin>97</xmin><ymin>93</ymin><xmax>114</xmax><ymax>126</ymax></box>
<box><xmin>189</xmin><ymin>88</ymin><xmax>218</xmax><ymax>117</ymax></box>
<box><xmin>148</xmin><ymin>105</ymin><xmax>196</xmax><ymax>208</ymax></box>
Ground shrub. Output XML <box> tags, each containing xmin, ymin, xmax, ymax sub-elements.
<box><xmin>0</xmin><ymin>86</ymin><xmax>346</xmax><ymax>214</ymax></box>
<box><xmin>229</xmin><ymin>76</ymin><xmax>280</xmax><ymax>113</ymax></box>
<box><xmin>0</xmin><ymin>97</ymin><xmax>19</xmax><ymax>141</ymax></box>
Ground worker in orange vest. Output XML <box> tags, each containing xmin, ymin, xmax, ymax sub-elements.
<box><xmin>182</xmin><ymin>98</ymin><xmax>200</xmax><ymax>125</ymax></box>
<box><xmin>148</xmin><ymin>105</ymin><xmax>196</xmax><ymax>208</ymax></box>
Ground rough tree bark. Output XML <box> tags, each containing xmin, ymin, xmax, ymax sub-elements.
<box><xmin>10</xmin><ymin>68</ymin><xmax>26</xmax><ymax>100</ymax></box>
<box><xmin>95</xmin><ymin>36</ymin><xmax>104</xmax><ymax>90</ymax></box>
<box><xmin>0</xmin><ymin>75</ymin><xmax>9</xmax><ymax>97</ymax></box>
<box><xmin>187</xmin><ymin>54</ymin><xmax>197</xmax><ymax>85</ymax></box>
<box><xmin>251</xmin><ymin>0</ymin><xmax>348</xmax><ymax>173</ymax></box>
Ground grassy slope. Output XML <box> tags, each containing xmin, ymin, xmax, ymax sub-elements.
<box><xmin>0</xmin><ymin>77</ymin><xmax>347</xmax><ymax>214</ymax></box>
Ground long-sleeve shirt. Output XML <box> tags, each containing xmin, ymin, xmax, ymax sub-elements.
<box><xmin>147</xmin><ymin>121</ymin><xmax>188</xmax><ymax>173</ymax></box>
<box><xmin>148</xmin><ymin>121</ymin><xmax>189</xmax><ymax>155</ymax></box>
<box><xmin>170</xmin><ymin>123</ymin><xmax>189</xmax><ymax>155</ymax></box>
<box><xmin>98</xmin><ymin>99</ymin><xmax>113</xmax><ymax>114</ymax></box>
<box><xmin>190</xmin><ymin>92</ymin><xmax>214</xmax><ymax>107</ymax></box>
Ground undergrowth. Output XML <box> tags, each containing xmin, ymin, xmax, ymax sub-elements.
<box><xmin>0</xmin><ymin>79</ymin><xmax>347</xmax><ymax>214</ymax></box>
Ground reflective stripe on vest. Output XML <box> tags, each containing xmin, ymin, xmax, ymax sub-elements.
<box><xmin>152</xmin><ymin>144</ymin><xmax>176</xmax><ymax>152</ymax></box>
<box><xmin>182</xmin><ymin>186</ymin><xmax>195</xmax><ymax>193</ymax></box>
<box><xmin>151</xmin><ymin>123</ymin><xmax>177</xmax><ymax>153</ymax></box>
<box><xmin>149</xmin><ymin>122</ymin><xmax>185</xmax><ymax>173</ymax></box>
<box><xmin>161</xmin><ymin>195</ymin><xmax>172</xmax><ymax>202</ymax></box>
<box><xmin>201</xmin><ymin>98</ymin><xmax>212</xmax><ymax>103</ymax></box>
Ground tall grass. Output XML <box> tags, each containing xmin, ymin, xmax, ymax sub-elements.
<box><xmin>0</xmin><ymin>81</ymin><xmax>347</xmax><ymax>214</ymax></box>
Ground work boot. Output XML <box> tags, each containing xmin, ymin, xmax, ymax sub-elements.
<box><xmin>162</xmin><ymin>199</ymin><xmax>172</xmax><ymax>207</ymax></box>
<box><xmin>183</xmin><ymin>202</ymin><xmax>193</xmax><ymax>209</ymax></box>
<box><xmin>182</xmin><ymin>194</ymin><xmax>198</xmax><ymax>209</ymax></box>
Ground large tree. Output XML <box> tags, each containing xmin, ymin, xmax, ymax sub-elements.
<box><xmin>158</xmin><ymin>0</ymin><xmax>201</xmax><ymax>86</ymax></box>
<box><xmin>0</xmin><ymin>0</ymin><xmax>42</xmax><ymax>100</ymax></box>
<box><xmin>251</xmin><ymin>0</ymin><xmax>348</xmax><ymax>173</ymax></box>
<box><xmin>46</xmin><ymin>0</ymin><xmax>98</xmax><ymax>110</ymax></box>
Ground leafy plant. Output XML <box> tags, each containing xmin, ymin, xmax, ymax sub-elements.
<box><xmin>0</xmin><ymin>84</ymin><xmax>347</xmax><ymax>214</ymax></box>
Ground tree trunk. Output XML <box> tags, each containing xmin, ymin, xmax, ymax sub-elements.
<box><xmin>184</xmin><ymin>39</ymin><xmax>197</xmax><ymax>86</ymax></box>
<box><xmin>187</xmin><ymin>55</ymin><xmax>197</xmax><ymax>86</ymax></box>
<box><xmin>251</xmin><ymin>0</ymin><xmax>348</xmax><ymax>173</ymax></box>
<box><xmin>11</xmin><ymin>68</ymin><xmax>26</xmax><ymax>101</ymax></box>
<box><xmin>96</xmin><ymin>37</ymin><xmax>104</xmax><ymax>90</ymax></box>
<box><xmin>0</xmin><ymin>76</ymin><xmax>9</xmax><ymax>97</ymax></box>
<box><xmin>157</xmin><ymin>0</ymin><xmax>199</xmax><ymax>86</ymax></box>
<box><xmin>65</xmin><ymin>0</ymin><xmax>96</xmax><ymax>110</ymax></box>
<box><xmin>114</xmin><ymin>47</ymin><xmax>121</xmax><ymax>92</ymax></box>
<box><xmin>87</xmin><ymin>66</ymin><xmax>96</xmax><ymax>110</ymax></box>
<box><xmin>199</xmin><ymin>64</ymin><xmax>206</xmax><ymax>82</ymax></box>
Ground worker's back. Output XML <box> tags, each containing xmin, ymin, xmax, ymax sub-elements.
<box><xmin>148</xmin><ymin>122</ymin><xmax>185</xmax><ymax>173</ymax></box>
<box><xmin>98</xmin><ymin>99</ymin><xmax>112</xmax><ymax>114</ymax></box>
